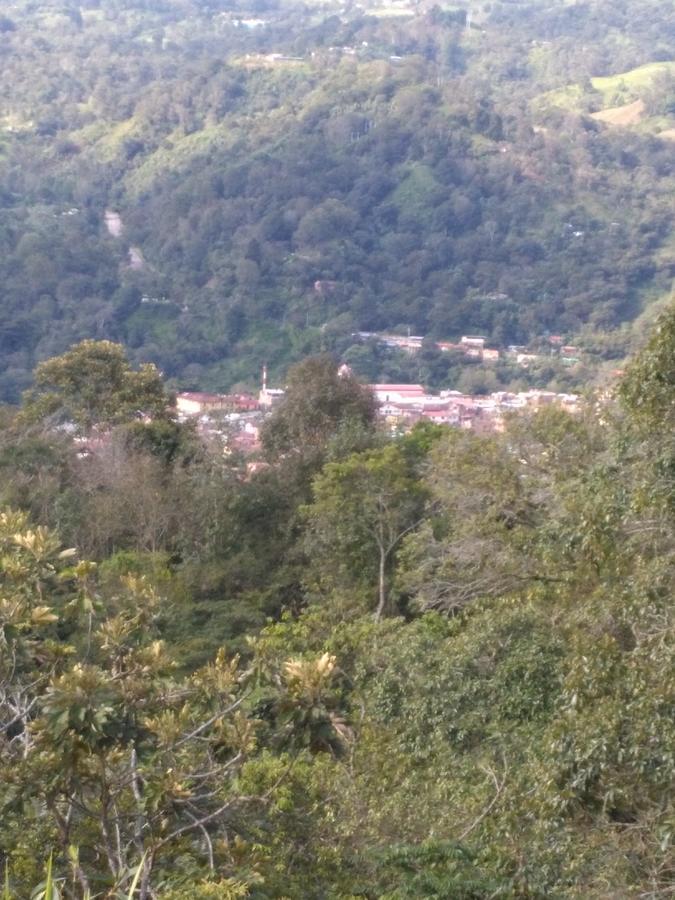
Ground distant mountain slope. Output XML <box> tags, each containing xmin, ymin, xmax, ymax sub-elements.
<box><xmin>0</xmin><ymin>0</ymin><xmax>673</xmax><ymax>398</ymax></box>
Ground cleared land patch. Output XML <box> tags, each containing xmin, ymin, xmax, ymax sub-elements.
<box><xmin>591</xmin><ymin>62</ymin><xmax>675</xmax><ymax>102</ymax></box>
<box><xmin>538</xmin><ymin>61</ymin><xmax>675</xmax><ymax>115</ymax></box>
<box><xmin>591</xmin><ymin>99</ymin><xmax>645</xmax><ymax>126</ymax></box>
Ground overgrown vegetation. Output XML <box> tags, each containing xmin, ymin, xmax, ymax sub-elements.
<box><xmin>0</xmin><ymin>318</ymin><xmax>674</xmax><ymax>895</ymax></box>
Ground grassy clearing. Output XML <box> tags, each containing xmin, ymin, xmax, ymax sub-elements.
<box><xmin>123</xmin><ymin>124</ymin><xmax>237</xmax><ymax>197</ymax></box>
<box><xmin>591</xmin><ymin>61</ymin><xmax>675</xmax><ymax>102</ymax></box>
<box><xmin>469</xmin><ymin>133</ymin><xmax>502</xmax><ymax>156</ymax></box>
<box><xmin>391</xmin><ymin>164</ymin><xmax>441</xmax><ymax>217</ymax></box>
<box><xmin>97</xmin><ymin>118</ymin><xmax>139</xmax><ymax>154</ymax></box>
<box><xmin>537</xmin><ymin>61</ymin><xmax>675</xmax><ymax>114</ymax></box>
<box><xmin>535</xmin><ymin>83</ymin><xmax>585</xmax><ymax>112</ymax></box>
<box><xmin>591</xmin><ymin>99</ymin><xmax>645</xmax><ymax>126</ymax></box>
<box><xmin>536</xmin><ymin>61</ymin><xmax>675</xmax><ymax>135</ymax></box>
<box><xmin>68</xmin><ymin>118</ymin><xmax>143</xmax><ymax>162</ymax></box>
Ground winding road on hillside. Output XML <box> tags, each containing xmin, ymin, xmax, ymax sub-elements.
<box><xmin>104</xmin><ymin>210</ymin><xmax>144</xmax><ymax>270</ymax></box>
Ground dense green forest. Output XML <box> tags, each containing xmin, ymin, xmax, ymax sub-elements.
<box><xmin>2</xmin><ymin>0</ymin><xmax>675</xmax><ymax>894</ymax></box>
<box><xmin>0</xmin><ymin>0</ymin><xmax>674</xmax><ymax>398</ymax></box>
<box><xmin>0</xmin><ymin>311</ymin><xmax>674</xmax><ymax>896</ymax></box>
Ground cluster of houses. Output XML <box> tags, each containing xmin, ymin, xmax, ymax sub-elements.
<box><xmin>371</xmin><ymin>383</ymin><xmax>580</xmax><ymax>433</ymax></box>
<box><xmin>353</xmin><ymin>332</ymin><xmax>581</xmax><ymax>368</ymax></box>
<box><xmin>173</xmin><ymin>370</ymin><xmax>580</xmax><ymax>458</ymax></box>
<box><xmin>176</xmin><ymin>390</ymin><xmax>263</xmax><ymax>457</ymax></box>
<box><xmin>357</xmin><ymin>332</ymin><xmax>501</xmax><ymax>363</ymax></box>
<box><xmin>174</xmin><ymin>370</ymin><xmax>287</xmax><ymax>456</ymax></box>
<box><xmin>544</xmin><ymin>335</ymin><xmax>581</xmax><ymax>366</ymax></box>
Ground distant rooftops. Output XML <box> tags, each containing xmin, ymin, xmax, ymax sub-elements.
<box><xmin>177</xmin><ymin>391</ymin><xmax>225</xmax><ymax>404</ymax></box>
<box><xmin>176</xmin><ymin>392</ymin><xmax>259</xmax><ymax>415</ymax></box>
<box><xmin>372</xmin><ymin>384</ymin><xmax>425</xmax><ymax>392</ymax></box>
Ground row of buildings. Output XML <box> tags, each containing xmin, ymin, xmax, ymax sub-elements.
<box><xmin>371</xmin><ymin>383</ymin><xmax>580</xmax><ymax>433</ymax></box>
<box><xmin>353</xmin><ymin>331</ymin><xmax>581</xmax><ymax>367</ymax></box>
<box><xmin>174</xmin><ymin>374</ymin><xmax>580</xmax><ymax>457</ymax></box>
<box><xmin>355</xmin><ymin>332</ymin><xmax>501</xmax><ymax>362</ymax></box>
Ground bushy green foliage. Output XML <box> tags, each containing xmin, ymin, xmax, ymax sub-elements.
<box><xmin>21</xmin><ymin>340</ymin><xmax>171</xmax><ymax>431</ymax></box>
<box><xmin>261</xmin><ymin>355</ymin><xmax>377</xmax><ymax>466</ymax></box>
<box><xmin>3</xmin><ymin>213</ymin><xmax>675</xmax><ymax>897</ymax></box>
<box><xmin>0</xmin><ymin>513</ymin><xmax>347</xmax><ymax>898</ymax></box>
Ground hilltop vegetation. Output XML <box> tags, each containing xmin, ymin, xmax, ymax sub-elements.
<box><xmin>538</xmin><ymin>60</ymin><xmax>675</xmax><ymax>132</ymax></box>
<box><xmin>0</xmin><ymin>0</ymin><xmax>673</xmax><ymax>398</ymax></box>
<box><xmin>0</xmin><ymin>308</ymin><xmax>674</xmax><ymax>895</ymax></box>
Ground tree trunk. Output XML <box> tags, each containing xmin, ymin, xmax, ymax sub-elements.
<box><xmin>139</xmin><ymin>850</ymin><xmax>155</xmax><ymax>900</ymax></box>
<box><xmin>375</xmin><ymin>544</ymin><xmax>386</xmax><ymax>621</ymax></box>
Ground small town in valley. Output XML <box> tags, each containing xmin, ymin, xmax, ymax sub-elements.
<box><xmin>174</xmin><ymin>359</ymin><xmax>581</xmax><ymax>459</ymax></box>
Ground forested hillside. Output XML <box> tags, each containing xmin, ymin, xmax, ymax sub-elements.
<box><xmin>0</xmin><ymin>0</ymin><xmax>674</xmax><ymax>398</ymax></box>
<box><xmin>0</xmin><ymin>307</ymin><xmax>674</xmax><ymax>896</ymax></box>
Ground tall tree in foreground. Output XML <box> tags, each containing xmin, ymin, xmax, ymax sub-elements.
<box><xmin>399</xmin><ymin>428</ymin><xmax>541</xmax><ymax>614</ymax></box>
<box><xmin>261</xmin><ymin>355</ymin><xmax>377</xmax><ymax>469</ymax></box>
<box><xmin>303</xmin><ymin>443</ymin><xmax>426</xmax><ymax>619</ymax></box>
<box><xmin>0</xmin><ymin>510</ymin><xmax>346</xmax><ymax>898</ymax></box>
<box><xmin>21</xmin><ymin>340</ymin><xmax>171</xmax><ymax>431</ymax></box>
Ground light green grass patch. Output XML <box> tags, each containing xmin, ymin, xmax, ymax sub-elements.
<box><xmin>591</xmin><ymin>61</ymin><xmax>675</xmax><ymax>103</ymax></box>
<box><xmin>71</xmin><ymin>118</ymin><xmax>141</xmax><ymax>161</ymax></box>
<box><xmin>97</xmin><ymin>118</ymin><xmax>140</xmax><ymax>153</ymax></box>
<box><xmin>536</xmin><ymin>83</ymin><xmax>587</xmax><ymax>112</ymax></box>
<box><xmin>469</xmin><ymin>133</ymin><xmax>501</xmax><ymax>156</ymax></box>
<box><xmin>391</xmin><ymin>163</ymin><xmax>442</xmax><ymax>215</ymax></box>
<box><xmin>123</xmin><ymin>124</ymin><xmax>238</xmax><ymax>197</ymax></box>
<box><xmin>535</xmin><ymin>61</ymin><xmax>675</xmax><ymax>119</ymax></box>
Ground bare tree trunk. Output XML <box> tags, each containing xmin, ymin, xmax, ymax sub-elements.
<box><xmin>139</xmin><ymin>850</ymin><xmax>155</xmax><ymax>900</ymax></box>
<box><xmin>98</xmin><ymin>757</ymin><xmax>122</xmax><ymax>881</ymax></box>
<box><xmin>51</xmin><ymin>799</ymin><xmax>92</xmax><ymax>897</ymax></box>
<box><xmin>375</xmin><ymin>543</ymin><xmax>386</xmax><ymax>622</ymax></box>
<box><xmin>130</xmin><ymin>746</ymin><xmax>147</xmax><ymax>853</ymax></box>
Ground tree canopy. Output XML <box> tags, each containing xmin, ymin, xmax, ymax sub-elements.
<box><xmin>0</xmin><ymin>312</ymin><xmax>674</xmax><ymax>895</ymax></box>
<box><xmin>21</xmin><ymin>340</ymin><xmax>171</xmax><ymax>430</ymax></box>
<box><xmin>261</xmin><ymin>354</ymin><xmax>377</xmax><ymax>464</ymax></box>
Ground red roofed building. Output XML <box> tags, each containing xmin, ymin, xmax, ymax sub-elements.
<box><xmin>177</xmin><ymin>392</ymin><xmax>230</xmax><ymax>416</ymax></box>
<box><xmin>371</xmin><ymin>384</ymin><xmax>426</xmax><ymax>403</ymax></box>
<box><xmin>229</xmin><ymin>393</ymin><xmax>259</xmax><ymax>412</ymax></box>
<box><xmin>177</xmin><ymin>392</ymin><xmax>259</xmax><ymax>416</ymax></box>
<box><xmin>419</xmin><ymin>405</ymin><xmax>459</xmax><ymax>425</ymax></box>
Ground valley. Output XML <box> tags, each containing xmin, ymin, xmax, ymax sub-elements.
<box><xmin>0</xmin><ymin>0</ymin><xmax>672</xmax><ymax>401</ymax></box>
